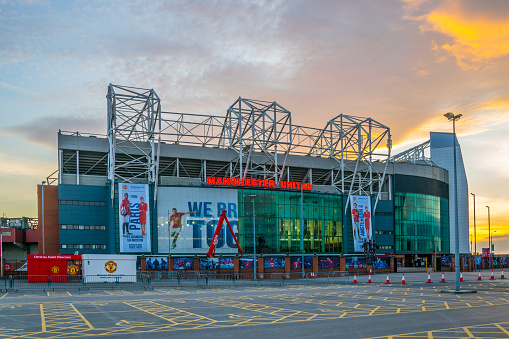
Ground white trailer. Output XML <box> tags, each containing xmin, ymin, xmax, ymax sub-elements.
<box><xmin>82</xmin><ymin>254</ymin><xmax>137</xmax><ymax>283</ymax></box>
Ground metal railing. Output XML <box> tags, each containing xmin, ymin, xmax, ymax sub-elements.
<box><xmin>2</xmin><ymin>270</ymin><xmax>503</xmax><ymax>292</ymax></box>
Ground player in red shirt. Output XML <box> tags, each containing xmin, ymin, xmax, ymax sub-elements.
<box><xmin>292</xmin><ymin>258</ymin><xmax>302</xmax><ymax>269</ymax></box>
<box><xmin>363</xmin><ymin>206</ymin><xmax>371</xmax><ymax>240</ymax></box>
<box><xmin>120</xmin><ymin>193</ymin><xmax>131</xmax><ymax>236</ymax></box>
<box><xmin>352</xmin><ymin>203</ymin><xmax>360</xmax><ymax>240</ymax></box>
<box><xmin>168</xmin><ymin>208</ymin><xmax>196</xmax><ymax>249</ymax></box>
<box><xmin>139</xmin><ymin>196</ymin><xmax>148</xmax><ymax>236</ymax></box>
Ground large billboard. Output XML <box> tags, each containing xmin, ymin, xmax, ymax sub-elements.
<box><xmin>157</xmin><ymin>187</ymin><xmax>239</xmax><ymax>255</ymax></box>
<box><xmin>350</xmin><ymin>195</ymin><xmax>372</xmax><ymax>252</ymax></box>
<box><xmin>118</xmin><ymin>183</ymin><xmax>151</xmax><ymax>253</ymax></box>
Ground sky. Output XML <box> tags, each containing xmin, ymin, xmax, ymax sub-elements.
<box><xmin>0</xmin><ymin>0</ymin><xmax>508</xmax><ymax>253</ymax></box>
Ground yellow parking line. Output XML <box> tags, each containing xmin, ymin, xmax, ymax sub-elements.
<box><xmin>427</xmin><ymin>330</ymin><xmax>432</xmax><ymax>339</ymax></box>
<box><xmin>70</xmin><ymin>303</ymin><xmax>94</xmax><ymax>329</ymax></box>
<box><xmin>463</xmin><ymin>327</ymin><xmax>475</xmax><ymax>338</ymax></box>
<box><xmin>67</xmin><ymin>291</ymin><xmax>72</xmax><ymax>296</ymax></box>
<box><xmin>47</xmin><ymin>292</ymin><xmax>50</xmax><ymax>297</ymax></box>
<box><xmin>40</xmin><ymin>304</ymin><xmax>46</xmax><ymax>332</ymax></box>
<box><xmin>444</xmin><ymin>302</ymin><xmax>449</xmax><ymax>309</ymax></box>
<box><xmin>495</xmin><ymin>323</ymin><xmax>509</xmax><ymax>336</ymax></box>
<box><xmin>368</xmin><ymin>306</ymin><xmax>380</xmax><ymax>316</ymax></box>
<box><xmin>0</xmin><ymin>292</ymin><xmax>8</xmax><ymax>299</ymax></box>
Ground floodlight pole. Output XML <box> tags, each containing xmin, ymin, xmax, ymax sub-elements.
<box><xmin>486</xmin><ymin>206</ymin><xmax>491</xmax><ymax>269</ymax></box>
<box><xmin>444</xmin><ymin>112</ymin><xmax>461</xmax><ymax>292</ymax></box>
<box><xmin>250</xmin><ymin>194</ymin><xmax>257</xmax><ymax>279</ymax></box>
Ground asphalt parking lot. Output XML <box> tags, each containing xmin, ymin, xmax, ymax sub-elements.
<box><xmin>0</xmin><ymin>271</ymin><xmax>508</xmax><ymax>339</ymax></box>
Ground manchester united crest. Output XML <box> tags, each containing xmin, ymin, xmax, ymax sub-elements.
<box><xmin>67</xmin><ymin>264</ymin><xmax>79</xmax><ymax>275</ymax></box>
<box><xmin>104</xmin><ymin>260</ymin><xmax>118</xmax><ymax>273</ymax></box>
<box><xmin>51</xmin><ymin>266</ymin><xmax>60</xmax><ymax>274</ymax></box>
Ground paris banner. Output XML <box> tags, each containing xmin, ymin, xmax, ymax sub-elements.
<box><xmin>349</xmin><ymin>195</ymin><xmax>372</xmax><ymax>252</ymax></box>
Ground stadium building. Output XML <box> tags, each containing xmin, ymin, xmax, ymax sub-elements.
<box><xmin>38</xmin><ymin>85</ymin><xmax>469</xmax><ymax>268</ymax></box>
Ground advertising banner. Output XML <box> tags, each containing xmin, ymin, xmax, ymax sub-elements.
<box><xmin>318</xmin><ymin>256</ymin><xmax>340</xmax><ymax>269</ymax></box>
<box><xmin>264</xmin><ymin>256</ymin><xmax>285</xmax><ymax>269</ymax></box>
<box><xmin>146</xmin><ymin>257</ymin><xmax>168</xmax><ymax>270</ymax></box>
<box><xmin>157</xmin><ymin>187</ymin><xmax>239</xmax><ymax>255</ymax></box>
<box><xmin>349</xmin><ymin>195</ymin><xmax>372</xmax><ymax>252</ymax></box>
<box><xmin>345</xmin><ymin>256</ymin><xmax>366</xmax><ymax>269</ymax></box>
<box><xmin>119</xmin><ymin>183</ymin><xmax>151</xmax><ymax>253</ymax></box>
<box><xmin>482</xmin><ymin>248</ymin><xmax>490</xmax><ymax>257</ymax></box>
<box><xmin>291</xmin><ymin>256</ymin><xmax>313</xmax><ymax>269</ymax></box>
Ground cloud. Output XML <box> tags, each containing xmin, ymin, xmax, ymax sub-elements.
<box><xmin>0</xmin><ymin>115</ymin><xmax>105</xmax><ymax>148</ymax></box>
<box><xmin>408</xmin><ymin>0</ymin><xmax>509</xmax><ymax>70</ymax></box>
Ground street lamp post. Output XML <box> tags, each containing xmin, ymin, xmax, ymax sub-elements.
<box><xmin>491</xmin><ymin>231</ymin><xmax>497</xmax><ymax>258</ymax></box>
<box><xmin>486</xmin><ymin>205</ymin><xmax>490</xmax><ymax>269</ymax></box>
<box><xmin>249</xmin><ymin>194</ymin><xmax>258</xmax><ymax>279</ymax></box>
<box><xmin>444</xmin><ymin>112</ymin><xmax>462</xmax><ymax>292</ymax></box>
<box><xmin>41</xmin><ymin>181</ymin><xmax>46</xmax><ymax>255</ymax></box>
<box><xmin>471</xmin><ymin>193</ymin><xmax>476</xmax><ymax>269</ymax></box>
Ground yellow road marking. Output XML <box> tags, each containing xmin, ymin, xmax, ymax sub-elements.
<box><xmin>443</xmin><ymin>302</ymin><xmax>449</xmax><ymax>309</ymax></box>
<box><xmin>368</xmin><ymin>306</ymin><xmax>380</xmax><ymax>316</ymax></box>
<box><xmin>427</xmin><ymin>330</ymin><xmax>432</xmax><ymax>339</ymax></box>
<box><xmin>0</xmin><ymin>292</ymin><xmax>8</xmax><ymax>299</ymax></box>
<box><xmin>422</xmin><ymin>306</ymin><xmax>426</xmax><ymax>311</ymax></box>
<box><xmin>466</xmin><ymin>303</ymin><xmax>472</xmax><ymax>307</ymax></box>
<box><xmin>462</xmin><ymin>326</ymin><xmax>476</xmax><ymax>338</ymax></box>
<box><xmin>70</xmin><ymin>303</ymin><xmax>94</xmax><ymax>330</ymax></box>
<box><xmin>40</xmin><ymin>304</ymin><xmax>46</xmax><ymax>332</ymax></box>
<box><xmin>47</xmin><ymin>292</ymin><xmax>50</xmax><ymax>297</ymax></box>
<box><xmin>495</xmin><ymin>323</ymin><xmax>509</xmax><ymax>336</ymax></box>
<box><xmin>67</xmin><ymin>291</ymin><xmax>72</xmax><ymax>296</ymax></box>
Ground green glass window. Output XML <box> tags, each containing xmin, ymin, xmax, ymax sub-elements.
<box><xmin>394</xmin><ymin>192</ymin><xmax>449</xmax><ymax>253</ymax></box>
<box><xmin>238</xmin><ymin>189</ymin><xmax>343</xmax><ymax>254</ymax></box>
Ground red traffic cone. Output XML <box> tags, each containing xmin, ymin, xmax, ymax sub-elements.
<box><xmin>441</xmin><ymin>271</ymin><xmax>445</xmax><ymax>283</ymax></box>
<box><xmin>401</xmin><ymin>273</ymin><xmax>406</xmax><ymax>285</ymax></box>
<box><xmin>353</xmin><ymin>273</ymin><xmax>357</xmax><ymax>283</ymax></box>
<box><xmin>501</xmin><ymin>269</ymin><xmax>505</xmax><ymax>279</ymax></box>
<box><xmin>427</xmin><ymin>272</ymin><xmax>432</xmax><ymax>283</ymax></box>
<box><xmin>386</xmin><ymin>273</ymin><xmax>390</xmax><ymax>284</ymax></box>
<box><xmin>478</xmin><ymin>270</ymin><xmax>482</xmax><ymax>280</ymax></box>
<box><xmin>491</xmin><ymin>269</ymin><xmax>495</xmax><ymax>280</ymax></box>
<box><xmin>368</xmin><ymin>271</ymin><xmax>372</xmax><ymax>283</ymax></box>
<box><xmin>460</xmin><ymin>271</ymin><xmax>463</xmax><ymax>282</ymax></box>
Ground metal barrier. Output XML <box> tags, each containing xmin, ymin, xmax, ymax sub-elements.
<box><xmin>327</xmin><ymin>271</ymin><xmax>350</xmax><ymax>284</ymax></box>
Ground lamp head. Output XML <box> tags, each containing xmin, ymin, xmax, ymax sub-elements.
<box><xmin>444</xmin><ymin>112</ymin><xmax>454</xmax><ymax>119</ymax></box>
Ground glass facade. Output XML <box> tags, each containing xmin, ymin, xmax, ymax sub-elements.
<box><xmin>238</xmin><ymin>189</ymin><xmax>343</xmax><ymax>254</ymax></box>
<box><xmin>394</xmin><ymin>192</ymin><xmax>449</xmax><ymax>253</ymax></box>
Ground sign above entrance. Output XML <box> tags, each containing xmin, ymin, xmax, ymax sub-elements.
<box><xmin>206</xmin><ymin>177</ymin><xmax>312</xmax><ymax>190</ymax></box>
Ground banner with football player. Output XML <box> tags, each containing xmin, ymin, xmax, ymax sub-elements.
<box><xmin>157</xmin><ymin>187</ymin><xmax>239</xmax><ymax>255</ymax></box>
<box><xmin>119</xmin><ymin>183</ymin><xmax>151</xmax><ymax>253</ymax></box>
<box><xmin>349</xmin><ymin>195</ymin><xmax>372</xmax><ymax>252</ymax></box>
